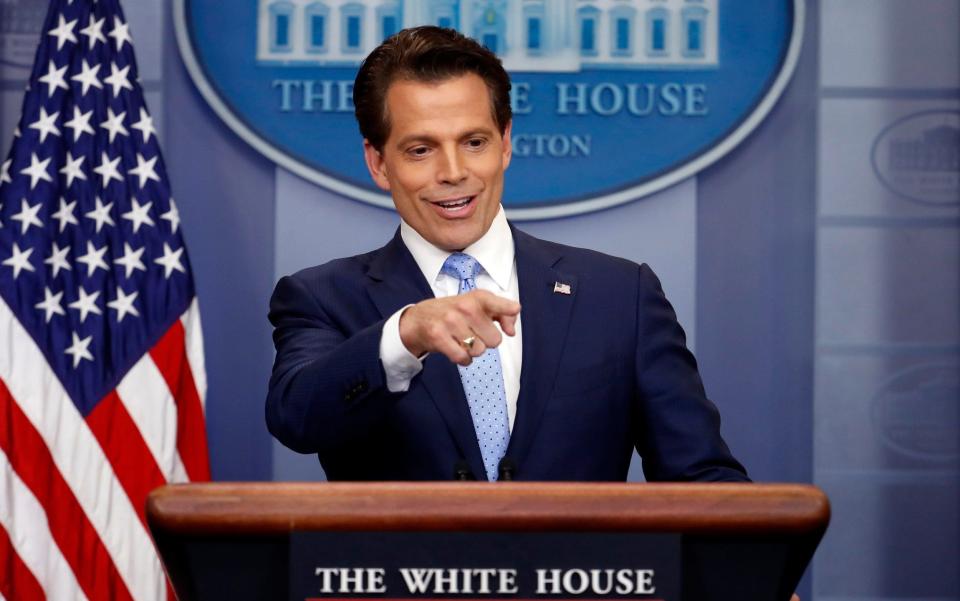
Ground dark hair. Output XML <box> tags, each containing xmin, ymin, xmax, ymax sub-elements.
<box><xmin>353</xmin><ymin>26</ymin><xmax>512</xmax><ymax>151</ymax></box>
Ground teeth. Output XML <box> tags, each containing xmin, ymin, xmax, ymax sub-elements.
<box><xmin>439</xmin><ymin>197</ymin><xmax>471</xmax><ymax>208</ymax></box>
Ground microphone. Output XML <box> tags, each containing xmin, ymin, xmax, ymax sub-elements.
<box><xmin>497</xmin><ymin>457</ymin><xmax>517</xmax><ymax>481</ymax></box>
<box><xmin>453</xmin><ymin>459</ymin><xmax>476</xmax><ymax>481</ymax></box>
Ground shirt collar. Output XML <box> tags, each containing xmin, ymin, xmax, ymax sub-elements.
<box><xmin>399</xmin><ymin>206</ymin><xmax>515</xmax><ymax>292</ymax></box>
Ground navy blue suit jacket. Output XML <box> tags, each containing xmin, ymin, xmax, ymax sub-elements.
<box><xmin>266</xmin><ymin>226</ymin><xmax>748</xmax><ymax>482</ymax></box>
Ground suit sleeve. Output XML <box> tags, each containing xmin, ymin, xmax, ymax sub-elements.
<box><xmin>633</xmin><ymin>263</ymin><xmax>750</xmax><ymax>482</ymax></box>
<box><xmin>265</xmin><ymin>273</ymin><xmax>395</xmax><ymax>455</ymax></box>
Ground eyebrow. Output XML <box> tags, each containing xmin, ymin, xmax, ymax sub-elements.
<box><xmin>393</xmin><ymin>127</ymin><xmax>497</xmax><ymax>150</ymax></box>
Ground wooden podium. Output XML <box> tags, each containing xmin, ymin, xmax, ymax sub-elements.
<box><xmin>147</xmin><ymin>483</ymin><xmax>829</xmax><ymax>601</ymax></box>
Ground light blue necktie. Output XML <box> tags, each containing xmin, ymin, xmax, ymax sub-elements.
<box><xmin>441</xmin><ymin>252</ymin><xmax>510</xmax><ymax>481</ymax></box>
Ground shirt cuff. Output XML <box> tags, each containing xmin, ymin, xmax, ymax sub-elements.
<box><xmin>379</xmin><ymin>305</ymin><xmax>425</xmax><ymax>392</ymax></box>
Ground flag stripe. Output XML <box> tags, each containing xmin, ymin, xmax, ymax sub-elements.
<box><xmin>181</xmin><ymin>299</ymin><xmax>207</xmax><ymax>406</ymax></box>
<box><xmin>0</xmin><ymin>300</ymin><xmax>164</xmax><ymax>601</ymax></box>
<box><xmin>89</xmin><ymin>394</ymin><xmax>179</xmax><ymax>601</ymax></box>
<box><xmin>150</xmin><ymin>319</ymin><xmax>211</xmax><ymax>481</ymax></box>
<box><xmin>0</xmin><ymin>448</ymin><xmax>86</xmax><ymax>601</ymax></box>
<box><xmin>0</xmin><ymin>525</ymin><xmax>45</xmax><ymax>601</ymax></box>
<box><xmin>116</xmin><ymin>354</ymin><xmax>188</xmax><ymax>483</ymax></box>
<box><xmin>85</xmin><ymin>389</ymin><xmax>167</xmax><ymax>526</ymax></box>
<box><xmin>0</xmin><ymin>380</ymin><xmax>132</xmax><ymax>601</ymax></box>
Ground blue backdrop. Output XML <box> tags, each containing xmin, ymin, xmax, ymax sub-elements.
<box><xmin>0</xmin><ymin>0</ymin><xmax>956</xmax><ymax>598</ymax></box>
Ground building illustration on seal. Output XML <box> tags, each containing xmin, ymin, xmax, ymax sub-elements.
<box><xmin>888</xmin><ymin>125</ymin><xmax>960</xmax><ymax>173</ymax></box>
<box><xmin>0</xmin><ymin>0</ymin><xmax>48</xmax><ymax>69</ymax></box>
<box><xmin>256</xmin><ymin>0</ymin><xmax>719</xmax><ymax>71</ymax></box>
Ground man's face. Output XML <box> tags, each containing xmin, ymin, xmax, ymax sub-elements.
<box><xmin>363</xmin><ymin>73</ymin><xmax>512</xmax><ymax>251</ymax></box>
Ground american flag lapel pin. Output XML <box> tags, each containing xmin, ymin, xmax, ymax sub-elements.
<box><xmin>553</xmin><ymin>281</ymin><xmax>572</xmax><ymax>295</ymax></box>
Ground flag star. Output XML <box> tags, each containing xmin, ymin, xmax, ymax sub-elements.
<box><xmin>80</xmin><ymin>14</ymin><xmax>107</xmax><ymax>49</ymax></box>
<box><xmin>160</xmin><ymin>198</ymin><xmax>180</xmax><ymax>233</ymax></box>
<box><xmin>107</xmin><ymin>286</ymin><xmax>140</xmax><ymax>322</ymax></box>
<box><xmin>11</xmin><ymin>198</ymin><xmax>43</xmax><ymax>234</ymax></box>
<box><xmin>2</xmin><ymin>243</ymin><xmax>35</xmax><ymax>279</ymax></box>
<box><xmin>64</xmin><ymin>106</ymin><xmax>95</xmax><ymax>141</ymax></box>
<box><xmin>108</xmin><ymin>17</ymin><xmax>133</xmax><ymax>50</ymax></box>
<box><xmin>99</xmin><ymin>108</ymin><xmax>128</xmax><ymax>143</ymax></box>
<box><xmin>64</xmin><ymin>332</ymin><xmax>94</xmax><ymax>368</ymax></box>
<box><xmin>114</xmin><ymin>242</ymin><xmax>146</xmax><ymax>278</ymax></box>
<box><xmin>35</xmin><ymin>287</ymin><xmax>66</xmax><ymax>323</ymax></box>
<box><xmin>20</xmin><ymin>152</ymin><xmax>53</xmax><ymax>189</ymax></box>
<box><xmin>93</xmin><ymin>152</ymin><xmax>123</xmax><ymax>187</ymax></box>
<box><xmin>70</xmin><ymin>59</ymin><xmax>102</xmax><ymax>96</ymax></box>
<box><xmin>28</xmin><ymin>106</ymin><xmax>60</xmax><ymax>142</ymax></box>
<box><xmin>45</xmin><ymin>242</ymin><xmax>72</xmax><ymax>277</ymax></box>
<box><xmin>129</xmin><ymin>153</ymin><xmax>160</xmax><ymax>188</ymax></box>
<box><xmin>84</xmin><ymin>197</ymin><xmax>115</xmax><ymax>233</ymax></box>
<box><xmin>155</xmin><ymin>243</ymin><xmax>186</xmax><ymax>278</ymax></box>
<box><xmin>122</xmin><ymin>198</ymin><xmax>154</xmax><ymax>233</ymax></box>
<box><xmin>47</xmin><ymin>14</ymin><xmax>78</xmax><ymax>50</ymax></box>
<box><xmin>59</xmin><ymin>151</ymin><xmax>86</xmax><ymax>187</ymax></box>
<box><xmin>103</xmin><ymin>61</ymin><xmax>133</xmax><ymax>96</ymax></box>
<box><xmin>38</xmin><ymin>60</ymin><xmax>69</xmax><ymax>97</ymax></box>
<box><xmin>131</xmin><ymin>108</ymin><xmax>156</xmax><ymax>143</ymax></box>
<box><xmin>0</xmin><ymin>159</ymin><xmax>11</xmax><ymax>185</ymax></box>
<box><xmin>52</xmin><ymin>197</ymin><xmax>79</xmax><ymax>232</ymax></box>
<box><xmin>69</xmin><ymin>287</ymin><xmax>102</xmax><ymax>322</ymax></box>
<box><xmin>76</xmin><ymin>240</ymin><xmax>109</xmax><ymax>277</ymax></box>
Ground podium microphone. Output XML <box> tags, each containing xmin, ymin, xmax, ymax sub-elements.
<box><xmin>453</xmin><ymin>460</ymin><xmax>476</xmax><ymax>481</ymax></box>
<box><xmin>497</xmin><ymin>457</ymin><xmax>517</xmax><ymax>481</ymax></box>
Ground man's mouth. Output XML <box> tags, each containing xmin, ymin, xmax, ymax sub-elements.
<box><xmin>432</xmin><ymin>195</ymin><xmax>476</xmax><ymax>213</ymax></box>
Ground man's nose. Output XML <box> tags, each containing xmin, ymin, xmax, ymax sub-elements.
<box><xmin>437</xmin><ymin>146</ymin><xmax>468</xmax><ymax>184</ymax></box>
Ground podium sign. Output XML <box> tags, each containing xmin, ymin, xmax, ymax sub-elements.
<box><xmin>289</xmin><ymin>532</ymin><xmax>681</xmax><ymax>601</ymax></box>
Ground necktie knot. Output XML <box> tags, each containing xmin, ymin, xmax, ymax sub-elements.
<box><xmin>441</xmin><ymin>252</ymin><xmax>482</xmax><ymax>283</ymax></box>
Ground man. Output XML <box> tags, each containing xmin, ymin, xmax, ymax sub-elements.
<box><xmin>266</xmin><ymin>26</ymin><xmax>747</xmax><ymax>483</ymax></box>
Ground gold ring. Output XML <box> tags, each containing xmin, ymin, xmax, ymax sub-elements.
<box><xmin>461</xmin><ymin>336</ymin><xmax>476</xmax><ymax>350</ymax></box>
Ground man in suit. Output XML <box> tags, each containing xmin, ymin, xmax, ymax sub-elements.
<box><xmin>266</xmin><ymin>26</ymin><xmax>748</xmax><ymax>483</ymax></box>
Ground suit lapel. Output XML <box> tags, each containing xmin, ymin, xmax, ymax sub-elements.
<box><xmin>507</xmin><ymin>228</ymin><xmax>577</xmax><ymax>471</ymax></box>
<box><xmin>366</xmin><ymin>231</ymin><xmax>486</xmax><ymax>480</ymax></box>
<box><xmin>366</xmin><ymin>231</ymin><xmax>434</xmax><ymax>316</ymax></box>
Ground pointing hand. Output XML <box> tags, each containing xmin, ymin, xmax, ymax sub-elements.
<box><xmin>399</xmin><ymin>290</ymin><xmax>521</xmax><ymax>366</ymax></box>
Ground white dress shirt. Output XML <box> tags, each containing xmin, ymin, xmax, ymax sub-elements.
<box><xmin>378</xmin><ymin>206</ymin><xmax>522</xmax><ymax>431</ymax></box>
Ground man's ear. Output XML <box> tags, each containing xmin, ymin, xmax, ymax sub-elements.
<box><xmin>363</xmin><ymin>139</ymin><xmax>391</xmax><ymax>191</ymax></box>
<box><xmin>501</xmin><ymin>120</ymin><xmax>513</xmax><ymax>171</ymax></box>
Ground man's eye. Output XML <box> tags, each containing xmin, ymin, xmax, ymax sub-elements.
<box><xmin>466</xmin><ymin>138</ymin><xmax>487</xmax><ymax>149</ymax></box>
<box><xmin>408</xmin><ymin>146</ymin><xmax>430</xmax><ymax>157</ymax></box>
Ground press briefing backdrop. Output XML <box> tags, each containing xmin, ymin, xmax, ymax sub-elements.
<box><xmin>0</xmin><ymin>0</ymin><xmax>956</xmax><ymax>598</ymax></box>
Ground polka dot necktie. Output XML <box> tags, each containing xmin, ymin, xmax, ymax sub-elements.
<box><xmin>441</xmin><ymin>252</ymin><xmax>510</xmax><ymax>481</ymax></box>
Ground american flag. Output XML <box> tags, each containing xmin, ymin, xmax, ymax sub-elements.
<box><xmin>0</xmin><ymin>0</ymin><xmax>210</xmax><ymax>599</ymax></box>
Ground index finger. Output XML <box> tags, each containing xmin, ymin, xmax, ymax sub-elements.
<box><xmin>476</xmin><ymin>291</ymin><xmax>521</xmax><ymax>318</ymax></box>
